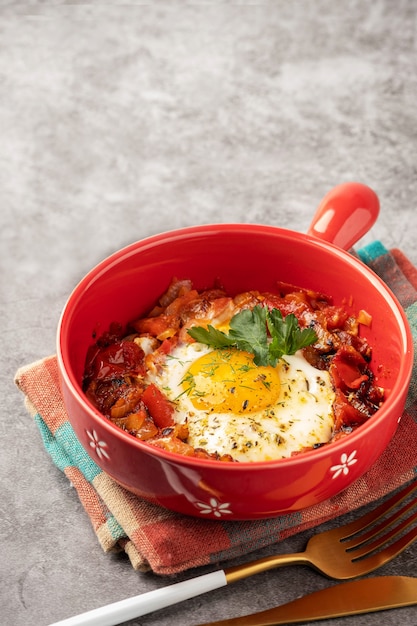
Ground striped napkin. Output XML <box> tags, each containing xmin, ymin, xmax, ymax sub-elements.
<box><xmin>15</xmin><ymin>242</ymin><xmax>417</xmax><ymax>575</ymax></box>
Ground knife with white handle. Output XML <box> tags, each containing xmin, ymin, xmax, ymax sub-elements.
<box><xmin>196</xmin><ymin>576</ymin><xmax>417</xmax><ymax>625</ymax></box>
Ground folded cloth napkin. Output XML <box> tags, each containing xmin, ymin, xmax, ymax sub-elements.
<box><xmin>15</xmin><ymin>242</ymin><xmax>417</xmax><ymax>576</ymax></box>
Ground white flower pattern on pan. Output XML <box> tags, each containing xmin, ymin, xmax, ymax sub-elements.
<box><xmin>86</xmin><ymin>429</ymin><xmax>110</xmax><ymax>461</ymax></box>
<box><xmin>196</xmin><ymin>497</ymin><xmax>233</xmax><ymax>517</ymax></box>
<box><xmin>330</xmin><ymin>450</ymin><xmax>358</xmax><ymax>479</ymax></box>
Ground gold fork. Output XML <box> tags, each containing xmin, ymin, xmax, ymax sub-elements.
<box><xmin>226</xmin><ymin>478</ymin><xmax>417</xmax><ymax>583</ymax></box>
<box><xmin>50</xmin><ymin>480</ymin><xmax>417</xmax><ymax>626</ymax></box>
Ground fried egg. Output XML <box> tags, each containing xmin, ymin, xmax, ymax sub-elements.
<box><xmin>149</xmin><ymin>341</ymin><xmax>336</xmax><ymax>462</ymax></box>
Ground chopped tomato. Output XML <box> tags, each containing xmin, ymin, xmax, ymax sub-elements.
<box><xmin>131</xmin><ymin>314</ymin><xmax>180</xmax><ymax>339</ymax></box>
<box><xmin>110</xmin><ymin>395</ymin><xmax>140</xmax><ymax>419</ymax></box>
<box><xmin>115</xmin><ymin>410</ymin><xmax>158</xmax><ymax>439</ymax></box>
<box><xmin>333</xmin><ymin>389</ymin><xmax>368</xmax><ymax>428</ymax></box>
<box><xmin>330</xmin><ymin>346</ymin><xmax>369</xmax><ymax>391</ymax></box>
<box><xmin>125</xmin><ymin>410</ymin><xmax>147</xmax><ymax>431</ymax></box>
<box><xmin>84</xmin><ymin>340</ymin><xmax>145</xmax><ymax>383</ymax></box>
<box><xmin>135</xmin><ymin>415</ymin><xmax>159</xmax><ymax>440</ymax></box>
<box><xmin>141</xmin><ymin>383</ymin><xmax>174</xmax><ymax>428</ymax></box>
<box><xmin>164</xmin><ymin>289</ymin><xmax>200</xmax><ymax>315</ymax></box>
<box><xmin>158</xmin><ymin>337</ymin><xmax>179</xmax><ymax>354</ymax></box>
<box><xmin>151</xmin><ymin>437</ymin><xmax>197</xmax><ymax>456</ymax></box>
<box><xmin>275</xmin><ymin>281</ymin><xmax>332</xmax><ymax>305</ymax></box>
<box><xmin>358</xmin><ymin>309</ymin><xmax>372</xmax><ymax>326</ymax></box>
<box><xmin>151</xmin><ymin>437</ymin><xmax>235</xmax><ymax>461</ymax></box>
<box><xmin>322</xmin><ymin>305</ymin><xmax>349</xmax><ymax>330</ymax></box>
<box><xmin>158</xmin><ymin>278</ymin><xmax>193</xmax><ymax>308</ymax></box>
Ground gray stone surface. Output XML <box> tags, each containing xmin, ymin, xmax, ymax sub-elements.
<box><xmin>1</xmin><ymin>2</ymin><xmax>417</xmax><ymax>625</ymax></box>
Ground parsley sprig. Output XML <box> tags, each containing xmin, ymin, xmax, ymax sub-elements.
<box><xmin>187</xmin><ymin>305</ymin><xmax>317</xmax><ymax>367</ymax></box>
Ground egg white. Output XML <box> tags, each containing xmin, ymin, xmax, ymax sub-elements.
<box><xmin>148</xmin><ymin>340</ymin><xmax>336</xmax><ymax>462</ymax></box>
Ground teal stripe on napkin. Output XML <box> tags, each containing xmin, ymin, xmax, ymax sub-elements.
<box><xmin>35</xmin><ymin>412</ymin><xmax>127</xmax><ymax>539</ymax></box>
<box><xmin>35</xmin><ymin>413</ymin><xmax>101</xmax><ymax>482</ymax></box>
<box><xmin>357</xmin><ymin>241</ymin><xmax>388</xmax><ymax>263</ymax></box>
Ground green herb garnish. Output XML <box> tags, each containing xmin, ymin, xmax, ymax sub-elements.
<box><xmin>187</xmin><ymin>305</ymin><xmax>317</xmax><ymax>367</ymax></box>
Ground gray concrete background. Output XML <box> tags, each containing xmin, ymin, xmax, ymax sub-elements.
<box><xmin>1</xmin><ymin>3</ymin><xmax>417</xmax><ymax>625</ymax></box>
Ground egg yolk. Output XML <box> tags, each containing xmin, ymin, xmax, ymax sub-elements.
<box><xmin>182</xmin><ymin>349</ymin><xmax>281</xmax><ymax>414</ymax></box>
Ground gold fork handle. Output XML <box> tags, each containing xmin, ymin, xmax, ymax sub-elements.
<box><xmin>224</xmin><ymin>552</ymin><xmax>311</xmax><ymax>584</ymax></box>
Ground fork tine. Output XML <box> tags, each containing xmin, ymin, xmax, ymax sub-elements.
<box><xmin>338</xmin><ymin>479</ymin><xmax>417</xmax><ymax>540</ymax></box>
<box><xmin>347</xmin><ymin>520</ymin><xmax>417</xmax><ymax>575</ymax></box>
<box><xmin>344</xmin><ymin>494</ymin><xmax>417</xmax><ymax>550</ymax></box>
<box><xmin>349</xmin><ymin>508</ymin><xmax>417</xmax><ymax>560</ymax></box>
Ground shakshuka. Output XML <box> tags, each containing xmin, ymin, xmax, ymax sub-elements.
<box><xmin>83</xmin><ymin>278</ymin><xmax>384</xmax><ymax>462</ymax></box>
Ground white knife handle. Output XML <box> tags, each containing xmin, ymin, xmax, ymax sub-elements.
<box><xmin>48</xmin><ymin>570</ymin><xmax>227</xmax><ymax>626</ymax></box>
